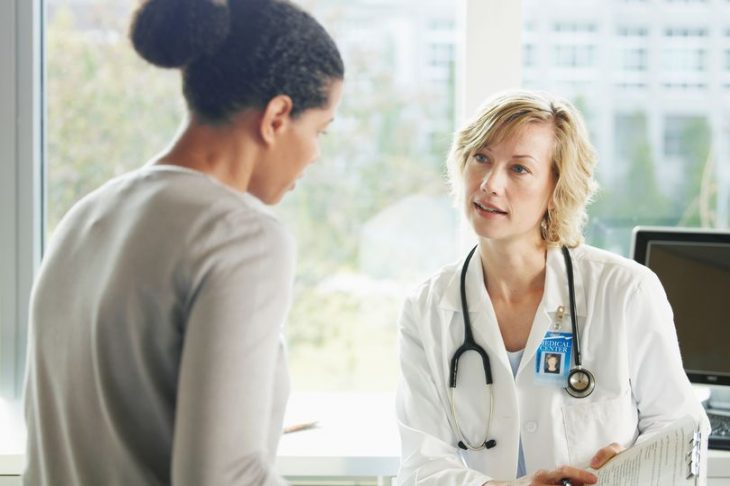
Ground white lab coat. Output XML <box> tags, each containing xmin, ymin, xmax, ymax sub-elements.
<box><xmin>396</xmin><ymin>244</ymin><xmax>710</xmax><ymax>485</ymax></box>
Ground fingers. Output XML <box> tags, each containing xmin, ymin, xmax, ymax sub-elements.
<box><xmin>590</xmin><ymin>442</ymin><xmax>624</xmax><ymax>469</ymax></box>
<box><xmin>532</xmin><ymin>465</ymin><xmax>598</xmax><ymax>485</ymax></box>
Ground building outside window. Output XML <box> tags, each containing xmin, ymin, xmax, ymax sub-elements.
<box><xmin>523</xmin><ymin>0</ymin><xmax>728</xmax><ymax>254</ymax></box>
<box><xmin>554</xmin><ymin>45</ymin><xmax>597</xmax><ymax>68</ymax></box>
<box><xmin>617</xmin><ymin>26</ymin><xmax>648</xmax><ymax>74</ymax></box>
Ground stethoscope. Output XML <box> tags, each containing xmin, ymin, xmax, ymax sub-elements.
<box><xmin>448</xmin><ymin>245</ymin><xmax>595</xmax><ymax>451</ymax></box>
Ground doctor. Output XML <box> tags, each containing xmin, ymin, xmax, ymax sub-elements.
<box><xmin>396</xmin><ymin>90</ymin><xmax>710</xmax><ymax>485</ymax></box>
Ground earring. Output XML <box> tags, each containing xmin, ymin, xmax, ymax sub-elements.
<box><xmin>541</xmin><ymin>208</ymin><xmax>553</xmax><ymax>240</ymax></box>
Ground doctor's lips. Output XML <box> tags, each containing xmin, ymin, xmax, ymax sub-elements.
<box><xmin>473</xmin><ymin>201</ymin><xmax>508</xmax><ymax>215</ymax></box>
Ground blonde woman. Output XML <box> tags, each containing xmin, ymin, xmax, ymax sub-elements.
<box><xmin>396</xmin><ymin>90</ymin><xmax>709</xmax><ymax>485</ymax></box>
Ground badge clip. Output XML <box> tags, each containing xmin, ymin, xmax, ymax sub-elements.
<box><xmin>553</xmin><ymin>305</ymin><xmax>566</xmax><ymax>330</ymax></box>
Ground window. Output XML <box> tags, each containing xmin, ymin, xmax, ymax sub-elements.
<box><xmin>664</xmin><ymin>115</ymin><xmax>710</xmax><ymax>158</ymax></box>
<box><xmin>616</xmin><ymin>26</ymin><xmax>648</xmax><ymax>72</ymax></box>
<box><xmin>621</xmin><ymin>48</ymin><xmax>648</xmax><ymax>71</ymax></box>
<box><xmin>553</xmin><ymin>22</ymin><xmax>597</xmax><ymax>34</ymax></box>
<box><xmin>45</xmin><ymin>0</ymin><xmax>461</xmax><ymax>393</ymax></box>
<box><xmin>428</xmin><ymin>42</ymin><xmax>455</xmax><ymax>77</ymax></box>
<box><xmin>554</xmin><ymin>45</ymin><xmax>596</xmax><ymax>68</ymax></box>
<box><xmin>524</xmin><ymin>43</ymin><xmax>536</xmax><ymax>67</ymax></box>
<box><xmin>617</xmin><ymin>26</ymin><xmax>648</xmax><ymax>37</ymax></box>
<box><xmin>662</xmin><ymin>27</ymin><xmax>708</xmax><ymax>81</ymax></box>
<box><xmin>662</xmin><ymin>48</ymin><xmax>706</xmax><ymax>71</ymax></box>
<box><xmin>551</xmin><ymin>22</ymin><xmax>598</xmax><ymax>69</ymax></box>
<box><xmin>428</xmin><ymin>18</ymin><xmax>453</xmax><ymax>32</ymax></box>
<box><xmin>278</xmin><ymin>1</ymin><xmax>460</xmax><ymax>392</ymax></box>
<box><xmin>523</xmin><ymin>0</ymin><xmax>726</xmax><ymax>254</ymax></box>
<box><xmin>665</xmin><ymin>27</ymin><xmax>708</xmax><ymax>37</ymax></box>
<box><xmin>6</xmin><ymin>0</ymin><xmax>728</xmax><ymax>447</ymax></box>
<box><xmin>46</xmin><ymin>1</ymin><xmax>183</xmax><ymax>233</ymax></box>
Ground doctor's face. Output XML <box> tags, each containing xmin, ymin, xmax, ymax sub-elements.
<box><xmin>463</xmin><ymin>122</ymin><xmax>556</xmax><ymax>246</ymax></box>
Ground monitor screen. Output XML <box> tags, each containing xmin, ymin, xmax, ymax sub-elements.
<box><xmin>631</xmin><ymin>227</ymin><xmax>730</xmax><ymax>387</ymax></box>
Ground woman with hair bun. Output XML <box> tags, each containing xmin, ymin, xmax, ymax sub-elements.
<box><xmin>23</xmin><ymin>1</ymin><xmax>343</xmax><ymax>484</ymax></box>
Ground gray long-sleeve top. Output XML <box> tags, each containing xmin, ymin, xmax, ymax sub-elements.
<box><xmin>24</xmin><ymin>164</ymin><xmax>294</xmax><ymax>485</ymax></box>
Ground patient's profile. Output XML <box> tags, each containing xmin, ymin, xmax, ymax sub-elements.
<box><xmin>544</xmin><ymin>353</ymin><xmax>561</xmax><ymax>374</ymax></box>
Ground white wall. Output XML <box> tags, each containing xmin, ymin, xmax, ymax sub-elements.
<box><xmin>459</xmin><ymin>0</ymin><xmax>522</xmax><ymax>122</ymax></box>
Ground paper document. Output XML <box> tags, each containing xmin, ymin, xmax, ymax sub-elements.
<box><xmin>591</xmin><ymin>415</ymin><xmax>700</xmax><ymax>486</ymax></box>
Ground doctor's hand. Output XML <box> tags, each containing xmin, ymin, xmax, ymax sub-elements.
<box><xmin>589</xmin><ymin>442</ymin><xmax>625</xmax><ymax>469</ymax></box>
<box><xmin>484</xmin><ymin>465</ymin><xmax>598</xmax><ymax>485</ymax></box>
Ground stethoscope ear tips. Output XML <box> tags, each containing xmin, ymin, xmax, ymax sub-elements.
<box><xmin>566</xmin><ymin>367</ymin><xmax>596</xmax><ymax>398</ymax></box>
<box><xmin>457</xmin><ymin>439</ymin><xmax>497</xmax><ymax>450</ymax></box>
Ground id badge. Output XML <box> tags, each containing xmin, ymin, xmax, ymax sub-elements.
<box><xmin>534</xmin><ymin>312</ymin><xmax>573</xmax><ymax>387</ymax></box>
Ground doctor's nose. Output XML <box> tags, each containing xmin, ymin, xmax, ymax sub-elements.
<box><xmin>480</xmin><ymin>170</ymin><xmax>505</xmax><ymax>195</ymax></box>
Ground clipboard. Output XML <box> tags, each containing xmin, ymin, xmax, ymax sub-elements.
<box><xmin>688</xmin><ymin>427</ymin><xmax>702</xmax><ymax>481</ymax></box>
<box><xmin>591</xmin><ymin>415</ymin><xmax>702</xmax><ymax>485</ymax></box>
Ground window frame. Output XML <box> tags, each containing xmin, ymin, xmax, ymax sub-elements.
<box><xmin>0</xmin><ymin>0</ymin><xmax>43</xmax><ymax>401</ymax></box>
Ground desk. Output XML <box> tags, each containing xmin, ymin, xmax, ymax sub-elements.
<box><xmin>277</xmin><ymin>393</ymin><xmax>730</xmax><ymax>485</ymax></box>
<box><xmin>0</xmin><ymin>393</ymin><xmax>401</xmax><ymax>485</ymax></box>
<box><xmin>3</xmin><ymin>393</ymin><xmax>730</xmax><ymax>485</ymax></box>
<box><xmin>276</xmin><ymin>393</ymin><xmax>400</xmax><ymax>481</ymax></box>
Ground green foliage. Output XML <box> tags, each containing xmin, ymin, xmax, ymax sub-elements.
<box><xmin>586</xmin><ymin>110</ymin><xmax>712</xmax><ymax>253</ymax></box>
<box><xmin>676</xmin><ymin>118</ymin><xmax>713</xmax><ymax>226</ymax></box>
<box><xmin>47</xmin><ymin>3</ymin><xmax>183</xmax><ymax>233</ymax></box>
<box><xmin>286</xmin><ymin>286</ymin><xmax>400</xmax><ymax>390</ymax></box>
<box><xmin>611</xmin><ymin>114</ymin><xmax>672</xmax><ymax>218</ymax></box>
<box><xmin>271</xmin><ymin>2</ymin><xmax>456</xmax><ymax>390</ymax></box>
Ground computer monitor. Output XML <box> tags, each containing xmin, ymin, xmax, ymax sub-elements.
<box><xmin>631</xmin><ymin>227</ymin><xmax>730</xmax><ymax>392</ymax></box>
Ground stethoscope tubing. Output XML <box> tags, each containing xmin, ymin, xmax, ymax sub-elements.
<box><xmin>450</xmin><ymin>245</ymin><xmax>493</xmax><ymax>387</ymax></box>
<box><xmin>449</xmin><ymin>245</ymin><xmax>594</xmax><ymax>451</ymax></box>
<box><xmin>561</xmin><ymin>246</ymin><xmax>583</xmax><ymax>367</ymax></box>
<box><xmin>448</xmin><ymin>386</ymin><xmax>494</xmax><ymax>450</ymax></box>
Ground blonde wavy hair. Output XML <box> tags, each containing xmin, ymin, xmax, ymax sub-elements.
<box><xmin>446</xmin><ymin>90</ymin><xmax>598</xmax><ymax>248</ymax></box>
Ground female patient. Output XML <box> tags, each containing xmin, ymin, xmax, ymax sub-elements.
<box><xmin>396</xmin><ymin>90</ymin><xmax>709</xmax><ymax>485</ymax></box>
<box><xmin>24</xmin><ymin>0</ymin><xmax>343</xmax><ymax>484</ymax></box>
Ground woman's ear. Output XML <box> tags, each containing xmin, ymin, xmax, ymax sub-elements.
<box><xmin>548</xmin><ymin>185</ymin><xmax>557</xmax><ymax>211</ymax></box>
<box><xmin>259</xmin><ymin>95</ymin><xmax>294</xmax><ymax>145</ymax></box>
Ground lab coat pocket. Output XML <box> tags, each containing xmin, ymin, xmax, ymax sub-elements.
<box><xmin>561</xmin><ymin>388</ymin><xmax>638</xmax><ymax>466</ymax></box>
<box><xmin>461</xmin><ymin>447</ymin><xmax>493</xmax><ymax>475</ymax></box>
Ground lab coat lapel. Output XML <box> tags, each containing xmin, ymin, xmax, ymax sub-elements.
<box><xmin>438</xmin><ymin>251</ymin><xmax>510</xmax><ymax>375</ymax></box>
<box><xmin>517</xmin><ymin>246</ymin><xmax>587</xmax><ymax>377</ymax></box>
<box><xmin>437</xmin><ymin>252</ymin><xmax>521</xmax><ymax>477</ymax></box>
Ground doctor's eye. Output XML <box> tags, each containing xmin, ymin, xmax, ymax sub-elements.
<box><xmin>473</xmin><ymin>153</ymin><xmax>489</xmax><ymax>164</ymax></box>
<box><xmin>511</xmin><ymin>164</ymin><xmax>530</xmax><ymax>175</ymax></box>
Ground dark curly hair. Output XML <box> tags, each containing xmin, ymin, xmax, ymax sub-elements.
<box><xmin>130</xmin><ymin>0</ymin><xmax>344</xmax><ymax>124</ymax></box>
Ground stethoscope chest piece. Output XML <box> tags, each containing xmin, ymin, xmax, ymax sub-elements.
<box><xmin>566</xmin><ymin>366</ymin><xmax>595</xmax><ymax>398</ymax></box>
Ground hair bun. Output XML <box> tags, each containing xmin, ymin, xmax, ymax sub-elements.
<box><xmin>130</xmin><ymin>0</ymin><xmax>231</xmax><ymax>68</ymax></box>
